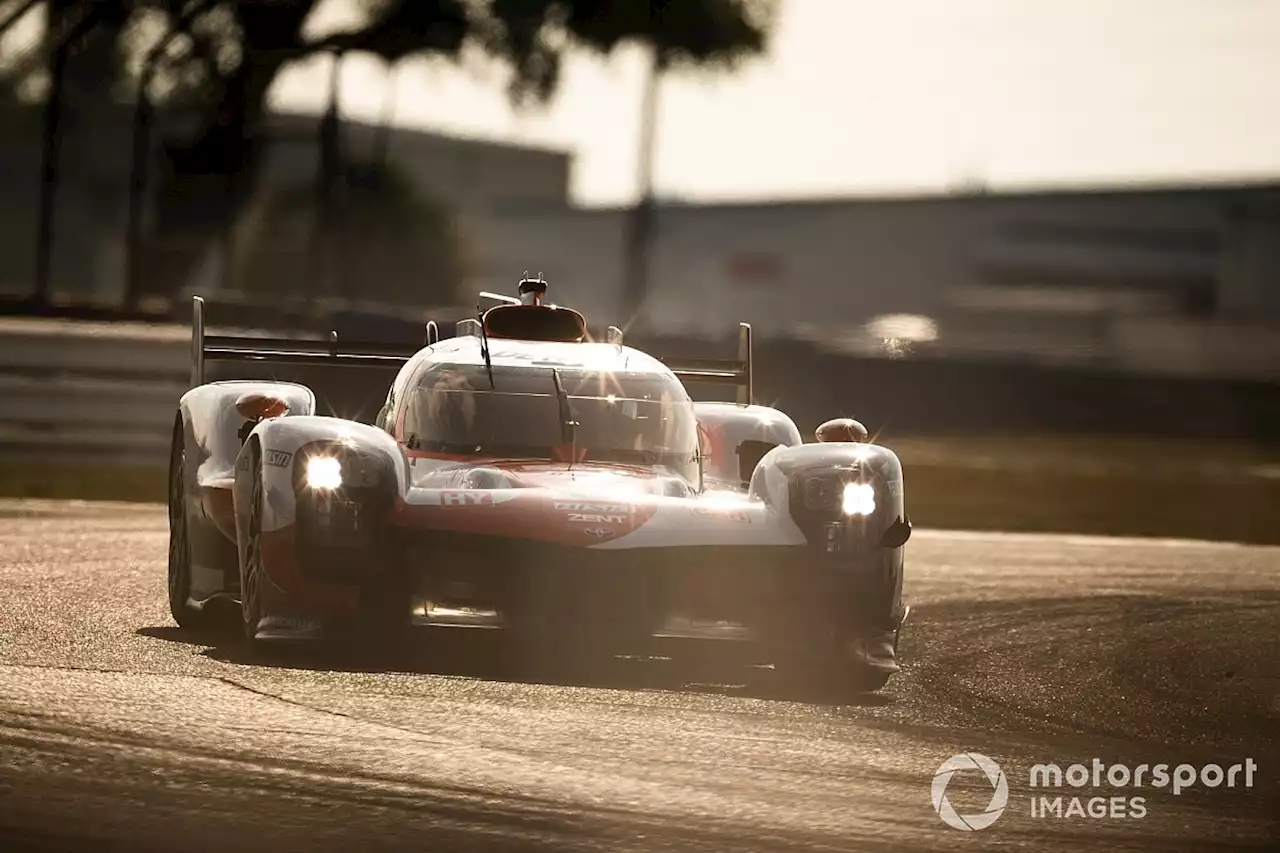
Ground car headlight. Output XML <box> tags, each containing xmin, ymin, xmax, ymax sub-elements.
<box><xmin>306</xmin><ymin>456</ymin><xmax>343</xmax><ymax>490</ymax></box>
<box><xmin>841</xmin><ymin>481</ymin><xmax>876</xmax><ymax>516</ymax></box>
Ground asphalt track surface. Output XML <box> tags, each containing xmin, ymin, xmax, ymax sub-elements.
<box><xmin>0</xmin><ymin>500</ymin><xmax>1276</xmax><ymax>852</ymax></box>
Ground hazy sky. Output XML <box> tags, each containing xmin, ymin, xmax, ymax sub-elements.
<box><xmin>268</xmin><ymin>0</ymin><xmax>1280</xmax><ymax>207</ymax></box>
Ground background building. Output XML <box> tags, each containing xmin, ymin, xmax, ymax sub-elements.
<box><xmin>3</xmin><ymin>109</ymin><xmax>1278</xmax><ymax>379</ymax></box>
<box><xmin>476</xmin><ymin>181</ymin><xmax>1280</xmax><ymax>379</ymax></box>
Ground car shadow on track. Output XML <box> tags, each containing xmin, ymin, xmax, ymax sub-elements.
<box><xmin>136</xmin><ymin>625</ymin><xmax>214</xmax><ymax>647</ymax></box>
<box><xmin>134</xmin><ymin>622</ymin><xmax>896</xmax><ymax>708</ymax></box>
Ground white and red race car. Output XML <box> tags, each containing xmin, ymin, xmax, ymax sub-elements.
<box><xmin>168</xmin><ymin>277</ymin><xmax>911</xmax><ymax>690</ymax></box>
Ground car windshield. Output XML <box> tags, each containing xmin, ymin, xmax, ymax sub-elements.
<box><xmin>402</xmin><ymin>363</ymin><xmax>699</xmax><ymax>482</ymax></box>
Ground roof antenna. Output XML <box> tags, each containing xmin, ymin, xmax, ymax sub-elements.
<box><xmin>518</xmin><ymin>272</ymin><xmax>548</xmax><ymax>306</ymax></box>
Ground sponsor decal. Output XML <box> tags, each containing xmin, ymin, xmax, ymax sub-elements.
<box><xmin>440</xmin><ymin>491</ymin><xmax>495</xmax><ymax>506</ymax></box>
<box><xmin>582</xmin><ymin>527</ymin><xmax>612</xmax><ymax>538</ymax></box>
<box><xmin>567</xmin><ymin>512</ymin><xmax>625</xmax><ymax>523</ymax></box>
<box><xmin>691</xmin><ymin>506</ymin><xmax>752</xmax><ymax>524</ymax></box>
<box><xmin>410</xmin><ymin>490</ymin><xmax>517</xmax><ymax>508</ymax></box>
<box><xmin>265</xmin><ymin>449</ymin><xmax>293</xmax><ymax>468</ymax></box>
<box><xmin>887</xmin><ymin>479</ymin><xmax>903</xmax><ymax>496</ymax></box>
<box><xmin>552</xmin><ymin>501</ymin><xmax>630</xmax><ymax>524</ymax></box>
<box><xmin>490</xmin><ymin>349</ymin><xmax>576</xmax><ymax>366</ymax></box>
<box><xmin>262</xmin><ymin>616</ymin><xmax>320</xmax><ymax>633</ymax></box>
<box><xmin>553</xmin><ymin>501</ymin><xmax>629</xmax><ymax>514</ymax></box>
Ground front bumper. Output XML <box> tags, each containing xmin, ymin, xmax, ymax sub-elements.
<box><xmin>398</xmin><ymin>533</ymin><xmax>904</xmax><ymax>660</ymax></box>
<box><xmin>264</xmin><ymin>496</ymin><xmax>906</xmax><ymax>671</ymax></box>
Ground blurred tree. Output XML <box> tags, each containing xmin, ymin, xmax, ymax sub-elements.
<box><xmin>231</xmin><ymin>160</ymin><xmax>469</xmax><ymax>309</ymax></box>
<box><xmin>1</xmin><ymin>0</ymin><xmax>776</xmax><ymax>305</ymax></box>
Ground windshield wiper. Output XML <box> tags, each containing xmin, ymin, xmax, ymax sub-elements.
<box><xmin>550</xmin><ymin>368</ymin><xmax>577</xmax><ymax>468</ymax></box>
<box><xmin>477</xmin><ymin>303</ymin><xmax>495</xmax><ymax>389</ymax></box>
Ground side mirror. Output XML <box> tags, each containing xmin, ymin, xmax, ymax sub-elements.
<box><xmin>816</xmin><ymin>417</ymin><xmax>868</xmax><ymax>443</ymax></box>
<box><xmin>737</xmin><ymin>439</ymin><xmax>779</xmax><ymax>486</ymax></box>
<box><xmin>235</xmin><ymin>392</ymin><xmax>290</xmax><ymax>422</ymax></box>
<box><xmin>880</xmin><ymin>515</ymin><xmax>912</xmax><ymax>549</ymax></box>
<box><xmin>235</xmin><ymin>392</ymin><xmax>290</xmax><ymax>444</ymax></box>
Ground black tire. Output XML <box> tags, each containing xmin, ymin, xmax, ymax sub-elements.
<box><xmin>241</xmin><ymin>447</ymin><xmax>265</xmax><ymax>646</ymax></box>
<box><xmin>167</xmin><ymin>424</ymin><xmax>208</xmax><ymax>631</ymax></box>
<box><xmin>846</xmin><ymin>666</ymin><xmax>891</xmax><ymax>693</ymax></box>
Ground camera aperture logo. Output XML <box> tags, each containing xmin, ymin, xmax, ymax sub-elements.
<box><xmin>931</xmin><ymin>754</ymin><xmax>1259</xmax><ymax>830</ymax></box>
<box><xmin>932</xmin><ymin>753</ymin><xmax>1009</xmax><ymax>831</ymax></box>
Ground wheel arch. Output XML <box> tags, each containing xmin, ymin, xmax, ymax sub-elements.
<box><xmin>178</xmin><ymin>380</ymin><xmax>316</xmax><ymax>491</ymax></box>
<box><xmin>231</xmin><ymin>432</ymin><xmax>262</xmax><ymax>567</ymax></box>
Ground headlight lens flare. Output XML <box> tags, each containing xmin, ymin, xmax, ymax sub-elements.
<box><xmin>306</xmin><ymin>456</ymin><xmax>343</xmax><ymax>490</ymax></box>
<box><xmin>841</xmin><ymin>482</ymin><xmax>875</xmax><ymax>516</ymax></box>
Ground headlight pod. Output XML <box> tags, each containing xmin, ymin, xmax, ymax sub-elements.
<box><xmin>306</xmin><ymin>456</ymin><xmax>343</xmax><ymax>490</ymax></box>
<box><xmin>293</xmin><ymin>443</ymin><xmax>388</xmax><ymax>493</ymax></box>
<box><xmin>841</xmin><ymin>482</ymin><xmax>876</xmax><ymax>516</ymax></box>
<box><xmin>788</xmin><ymin>469</ymin><xmax>890</xmax><ymax>556</ymax></box>
<box><xmin>800</xmin><ymin>472</ymin><xmax>877</xmax><ymax>516</ymax></box>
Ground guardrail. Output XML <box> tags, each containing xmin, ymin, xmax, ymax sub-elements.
<box><xmin>1</xmin><ymin>315</ymin><xmax>1278</xmax><ymax>473</ymax></box>
<box><xmin>0</xmin><ymin>298</ymin><xmax>475</xmax><ymax>466</ymax></box>
<box><xmin>0</xmin><ymin>292</ymin><xmax>472</xmax><ymax>346</ymax></box>
<box><xmin>0</xmin><ymin>318</ymin><xmax>190</xmax><ymax>465</ymax></box>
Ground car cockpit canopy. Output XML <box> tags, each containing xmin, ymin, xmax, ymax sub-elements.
<box><xmin>402</xmin><ymin>361</ymin><xmax>701</xmax><ymax>482</ymax></box>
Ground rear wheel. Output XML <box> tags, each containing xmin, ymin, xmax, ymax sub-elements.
<box><xmin>768</xmin><ymin>637</ymin><xmax>895</xmax><ymax>698</ymax></box>
<box><xmin>241</xmin><ymin>448</ymin><xmax>265</xmax><ymax>645</ymax></box>
<box><xmin>845</xmin><ymin>666</ymin><xmax>891</xmax><ymax>693</ymax></box>
<box><xmin>167</xmin><ymin>427</ymin><xmax>208</xmax><ymax>631</ymax></box>
<box><xmin>770</xmin><ymin>660</ymin><xmax>893</xmax><ymax>698</ymax></box>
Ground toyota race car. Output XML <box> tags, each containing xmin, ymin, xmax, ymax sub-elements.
<box><xmin>168</xmin><ymin>277</ymin><xmax>912</xmax><ymax>691</ymax></box>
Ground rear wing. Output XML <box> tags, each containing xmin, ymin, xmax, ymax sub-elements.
<box><xmin>659</xmin><ymin>322</ymin><xmax>754</xmax><ymax>406</ymax></box>
<box><xmin>189</xmin><ymin>295</ymin><xmax>440</xmax><ymax>387</ymax></box>
<box><xmin>191</xmin><ymin>295</ymin><xmax>754</xmax><ymax>405</ymax></box>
